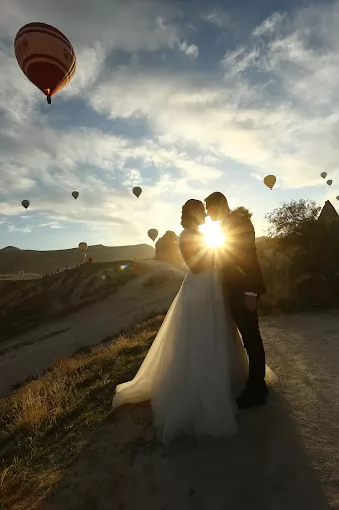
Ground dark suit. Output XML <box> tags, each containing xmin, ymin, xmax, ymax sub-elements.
<box><xmin>220</xmin><ymin>210</ymin><xmax>267</xmax><ymax>393</ymax></box>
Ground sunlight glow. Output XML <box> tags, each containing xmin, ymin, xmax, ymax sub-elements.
<box><xmin>199</xmin><ymin>217</ymin><xmax>225</xmax><ymax>248</ymax></box>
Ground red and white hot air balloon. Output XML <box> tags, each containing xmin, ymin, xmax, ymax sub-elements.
<box><xmin>14</xmin><ymin>22</ymin><xmax>76</xmax><ymax>104</ymax></box>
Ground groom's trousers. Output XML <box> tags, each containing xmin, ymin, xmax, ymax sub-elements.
<box><xmin>228</xmin><ymin>291</ymin><xmax>266</xmax><ymax>392</ymax></box>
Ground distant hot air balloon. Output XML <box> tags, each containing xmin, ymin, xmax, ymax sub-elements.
<box><xmin>326</xmin><ymin>180</ymin><xmax>333</xmax><ymax>186</ymax></box>
<box><xmin>78</xmin><ymin>242</ymin><xmax>88</xmax><ymax>252</ymax></box>
<box><xmin>72</xmin><ymin>191</ymin><xmax>79</xmax><ymax>199</ymax></box>
<box><xmin>148</xmin><ymin>229</ymin><xmax>158</xmax><ymax>242</ymax></box>
<box><xmin>22</xmin><ymin>200</ymin><xmax>30</xmax><ymax>209</ymax></box>
<box><xmin>336</xmin><ymin>196</ymin><xmax>339</xmax><ymax>201</ymax></box>
<box><xmin>14</xmin><ymin>22</ymin><xmax>76</xmax><ymax>104</ymax></box>
<box><xmin>263</xmin><ymin>175</ymin><xmax>276</xmax><ymax>190</ymax></box>
<box><xmin>321</xmin><ymin>172</ymin><xmax>327</xmax><ymax>179</ymax></box>
<box><xmin>133</xmin><ymin>186</ymin><xmax>142</xmax><ymax>198</ymax></box>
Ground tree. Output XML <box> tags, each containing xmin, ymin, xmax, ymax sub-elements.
<box><xmin>233</xmin><ymin>206</ymin><xmax>252</xmax><ymax>219</ymax></box>
<box><xmin>259</xmin><ymin>199</ymin><xmax>339</xmax><ymax>311</ymax></box>
<box><xmin>265</xmin><ymin>199</ymin><xmax>321</xmax><ymax>239</ymax></box>
<box><xmin>265</xmin><ymin>198</ymin><xmax>339</xmax><ymax>284</ymax></box>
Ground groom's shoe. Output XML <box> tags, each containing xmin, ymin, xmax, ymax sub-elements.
<box><xmin>236</xmin><ymin>389</ymin><xmax>267</xmax><ymax>410</ymax></box>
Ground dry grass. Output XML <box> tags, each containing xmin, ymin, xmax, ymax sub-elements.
<box><xmin>0</xmin><ymin>315</ymin><xmax>165</xmax><ymax>510</ymax></box>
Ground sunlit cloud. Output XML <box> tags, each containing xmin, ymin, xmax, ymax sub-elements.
<box><xmin>8</xmin><ymin>225</ymin><xmax>32</xmax><ymax>233</ymax></box>
<box><xmin>37</xmin><ymin>222</ymin><xmax>64</xmax><ymax>229</ymax></box>
<box><xmin>0</xmin><ymin>0</ymin><xmax>339</xmax><ymax>250</ymax></box>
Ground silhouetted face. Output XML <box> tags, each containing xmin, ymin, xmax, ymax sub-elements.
<box><xmin>195</xmin><ymin>203</ymin><xmax>207</xmax><ymax>225</ymax></box>
<box><xmin>205</xmin><ymin>204</ymin><xmax>218</xmax><ymax>221</ymax></box>
<box><xmin>205</xmin><ymin>204</ymin><xmax>224</xmax><ymax>221</ymax></box>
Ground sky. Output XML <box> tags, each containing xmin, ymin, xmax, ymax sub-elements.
<box><xmin>1</xmin><ymin>0</ymin><xmax>339</xmax><ymax>250</ymax></box>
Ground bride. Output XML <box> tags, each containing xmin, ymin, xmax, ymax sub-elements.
<box><xmin>112</xmin><ymin>199</ymin><xmax>271</xmax><ymax>443</ymax></box>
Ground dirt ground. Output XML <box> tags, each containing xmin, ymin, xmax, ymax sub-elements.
<box><xmin>42</xmin><ymin>311</ymin><xmax>339</xmax><ymax>510</ymax></box>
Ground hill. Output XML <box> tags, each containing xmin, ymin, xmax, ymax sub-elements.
<box><xmin>0</xmin><ymin>259</ymin><xmax>185</xmax><ymax>344</ymax></box>
<box><xmin>0</xmin><ymin>260</ymin><xmax>187</xmax><ymax>395</ymax></box>
<box><xmin>0</xmin><ymin>243</ymin><xmax>155</xmax><ymax>274</ymax></box>
<box><xmin>0</xmin><ymin>261</ymin><xmax>135</xmax><ymax>343</ymax></box>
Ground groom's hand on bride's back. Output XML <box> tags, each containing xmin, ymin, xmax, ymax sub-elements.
<box><xmin>244</xmin><ymin>294</ymin><xmax>257</xmax><ymax>312</ymax></box>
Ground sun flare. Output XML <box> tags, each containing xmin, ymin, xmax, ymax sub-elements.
<box><xmin>199</xmin><ymin>217</ymin><xmax>225</xmax><ymax>248</ymax></box>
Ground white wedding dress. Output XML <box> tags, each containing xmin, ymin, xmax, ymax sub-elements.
<box><xmin>112</xmin><ymin>229</ymin><xmax>273</xmax><ymax>443</ymax></box>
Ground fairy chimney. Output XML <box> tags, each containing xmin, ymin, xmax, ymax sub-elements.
<box><xmin>318</xmin><ymin>200</ymin><xmax>339</xmax><ymax>225</ymax></box>
<box><xmin>155</xmin><ymin>231</ymin><xmax>183</xmax><ymax>266</ymax></box>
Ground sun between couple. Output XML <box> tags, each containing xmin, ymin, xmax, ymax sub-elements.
<box><xmin>112</xmin><ymin>191</ymin><xmax>276</xmax><ymax>444</ymax></box>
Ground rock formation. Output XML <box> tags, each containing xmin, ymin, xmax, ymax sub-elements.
<box><xmin>318</xmin><ymin>200</ymin><xmax>339</xmax><ymax>225</ymax></box>
<box><xmin>155</xmin><ymin>231</ymin><xmax>184</xmax><ymax>266</ymax></box>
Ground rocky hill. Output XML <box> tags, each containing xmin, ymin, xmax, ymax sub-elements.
<box><xmin>0</xmin><ymin>259</ymin><xmax>186</xmax><ymax>344</ymax></box>
<box><xmin>0</xmin><ymin>261</ymin><xmax>134</xmax><ymax>342</ymax></box>
<box><xmin>0</xmin><ymin>259</ymin><xmax>187</xmax><ymax>394</ymax></box>
<box><xmin>0</xmin><ymin>243</ymin><xmax>155</xmax><ymax>275</ymax></box>
<box><xmin>318</xmin><ymin>200</ymin><xmax>339</xmax><ymax>225</ymax></box>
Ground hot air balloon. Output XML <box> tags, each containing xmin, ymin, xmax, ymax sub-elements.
<box><xmin>263</xmin><ymin>175</ymin><xmax>276</xmax><ymax>190</ymax></box>
<box><xmin>326</xmin><ymin>180</ymin><xmax>333</xmax><ymax>186</ymax></box>
<box><xmin>133</xmin><ymin>186</ymin><xmax>142</xmax><ymax>198</ymax></box>
<box><xmin>72</xmin><ymin>191</ymin><xmax>79</xmax><ymax>199</ymax></box>
<box><xmin>148</xmin><ymin>229</ymin><xmax>158</xmax><ymax>242</ymax></box>
<box><xmin>321</xmin><ymin>172</ymin><xmax>327</xmax><ymax>179</ymax></box>
<box><xmin>78</xmin><ymin>242</ymin><xmax>88</xmax><ymax>252</ymax></box>
<box><xmin>22</xmin><ymin>200</ymin><xmax>30</xmax><ymax>209</ymax></box>
<box><xmin>14</xmin><ymin>22</ymin><xmax>76</xmax><ymax>104</ymax></box>
<box><xmin>336</xmin><ymin>196</ymin><xmax>339</xmax><ymax>201</ymax></box>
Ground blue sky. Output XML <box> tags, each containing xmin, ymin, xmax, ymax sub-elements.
<box><xmin>1</xmin><ymin>0</ymin><xmax>339</xmax><ymax>250</ymax></box>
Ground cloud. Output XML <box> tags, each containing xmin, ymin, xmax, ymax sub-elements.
<box><xmin>0</xmin><ymin>0</ymin><xmax>180</xmax><ymax>49</ymax></box>
<box><xmin>1</xmin><ymin>0</ymin><xmax>339</xmax><ymax>249</ymax></box>
<box><xmin>8</xmin><ymin>225</ymin><xmax>32</xmax><ymax>233</ymax></box>
<box><xmin>37</xmin><ymin>222</ymin><xmax>64</xmax><ymax>229</ymax></box>
<box><xmin>252</xmin><ymin>11</ymin><xmax>286</xmax><ymax>38</ymax></box>
<box><xmin>200</xmin><ymin>8</ymin><xmax>234</xmax><ymax>30</ymax></box>
<box><xmin>0</xmin><ymin>106</ymin><xmax>223</xmax><ymax>242</ymax></box>
<box><xmin>172</xmin><ymin>39</ymin><xmax>199</xmax><ymax>59</ymax></box>
<box><xmin>87</xmin><ymin>3</ymin><xmax>339</xmax><ymax>192</ymax></box>
<box><xmin>0</xmin><ymin>0</ymin><xmax>198</xmax><ymax>102</ymax></box>
<box><xmin>87</xmin><ymin>65</ymin><xmax>311</xmax><ymax>187</ymax></box>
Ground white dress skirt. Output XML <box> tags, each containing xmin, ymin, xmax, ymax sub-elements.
<box><xmin>112</xmin><ymin>264</ymin><xmax>278</xmax><ymax>444</ymax></box>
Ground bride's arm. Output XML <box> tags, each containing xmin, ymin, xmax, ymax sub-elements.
<box><xmin>179</xmin><ymin>231</ymin><xmax>211</xmax><ymax>273</ymax></box>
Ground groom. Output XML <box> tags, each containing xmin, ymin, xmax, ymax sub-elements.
<box><xmin>205</xmin><ymin>192</ymin><xmax>268</xmax><ymax>410</ymax></box>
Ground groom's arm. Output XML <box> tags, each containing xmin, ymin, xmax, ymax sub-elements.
<box><xmin>228</xmin><ymin>214</ymin><xmax>260</xmax><ymax>297</ymax></box>
<box><xmin>240</xmin><ymin>218</ymin><xmax>259</xmax><ymax>310</ymax></box>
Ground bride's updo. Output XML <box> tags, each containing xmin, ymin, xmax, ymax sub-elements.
<box><xmin>181</xmin><ymin>199</ymin><xmax>206</xmax><ymax>229</ymax></box>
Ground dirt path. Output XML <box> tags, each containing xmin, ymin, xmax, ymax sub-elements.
<box><xmin>0</xmin><ymin>271</ymin><xmax>184</xmax><ymax>396</ymax></box>
<box><xmin>44</xmin><ymin>311</ymin><xmax>339</xmax><ymax>510</ymax></box>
